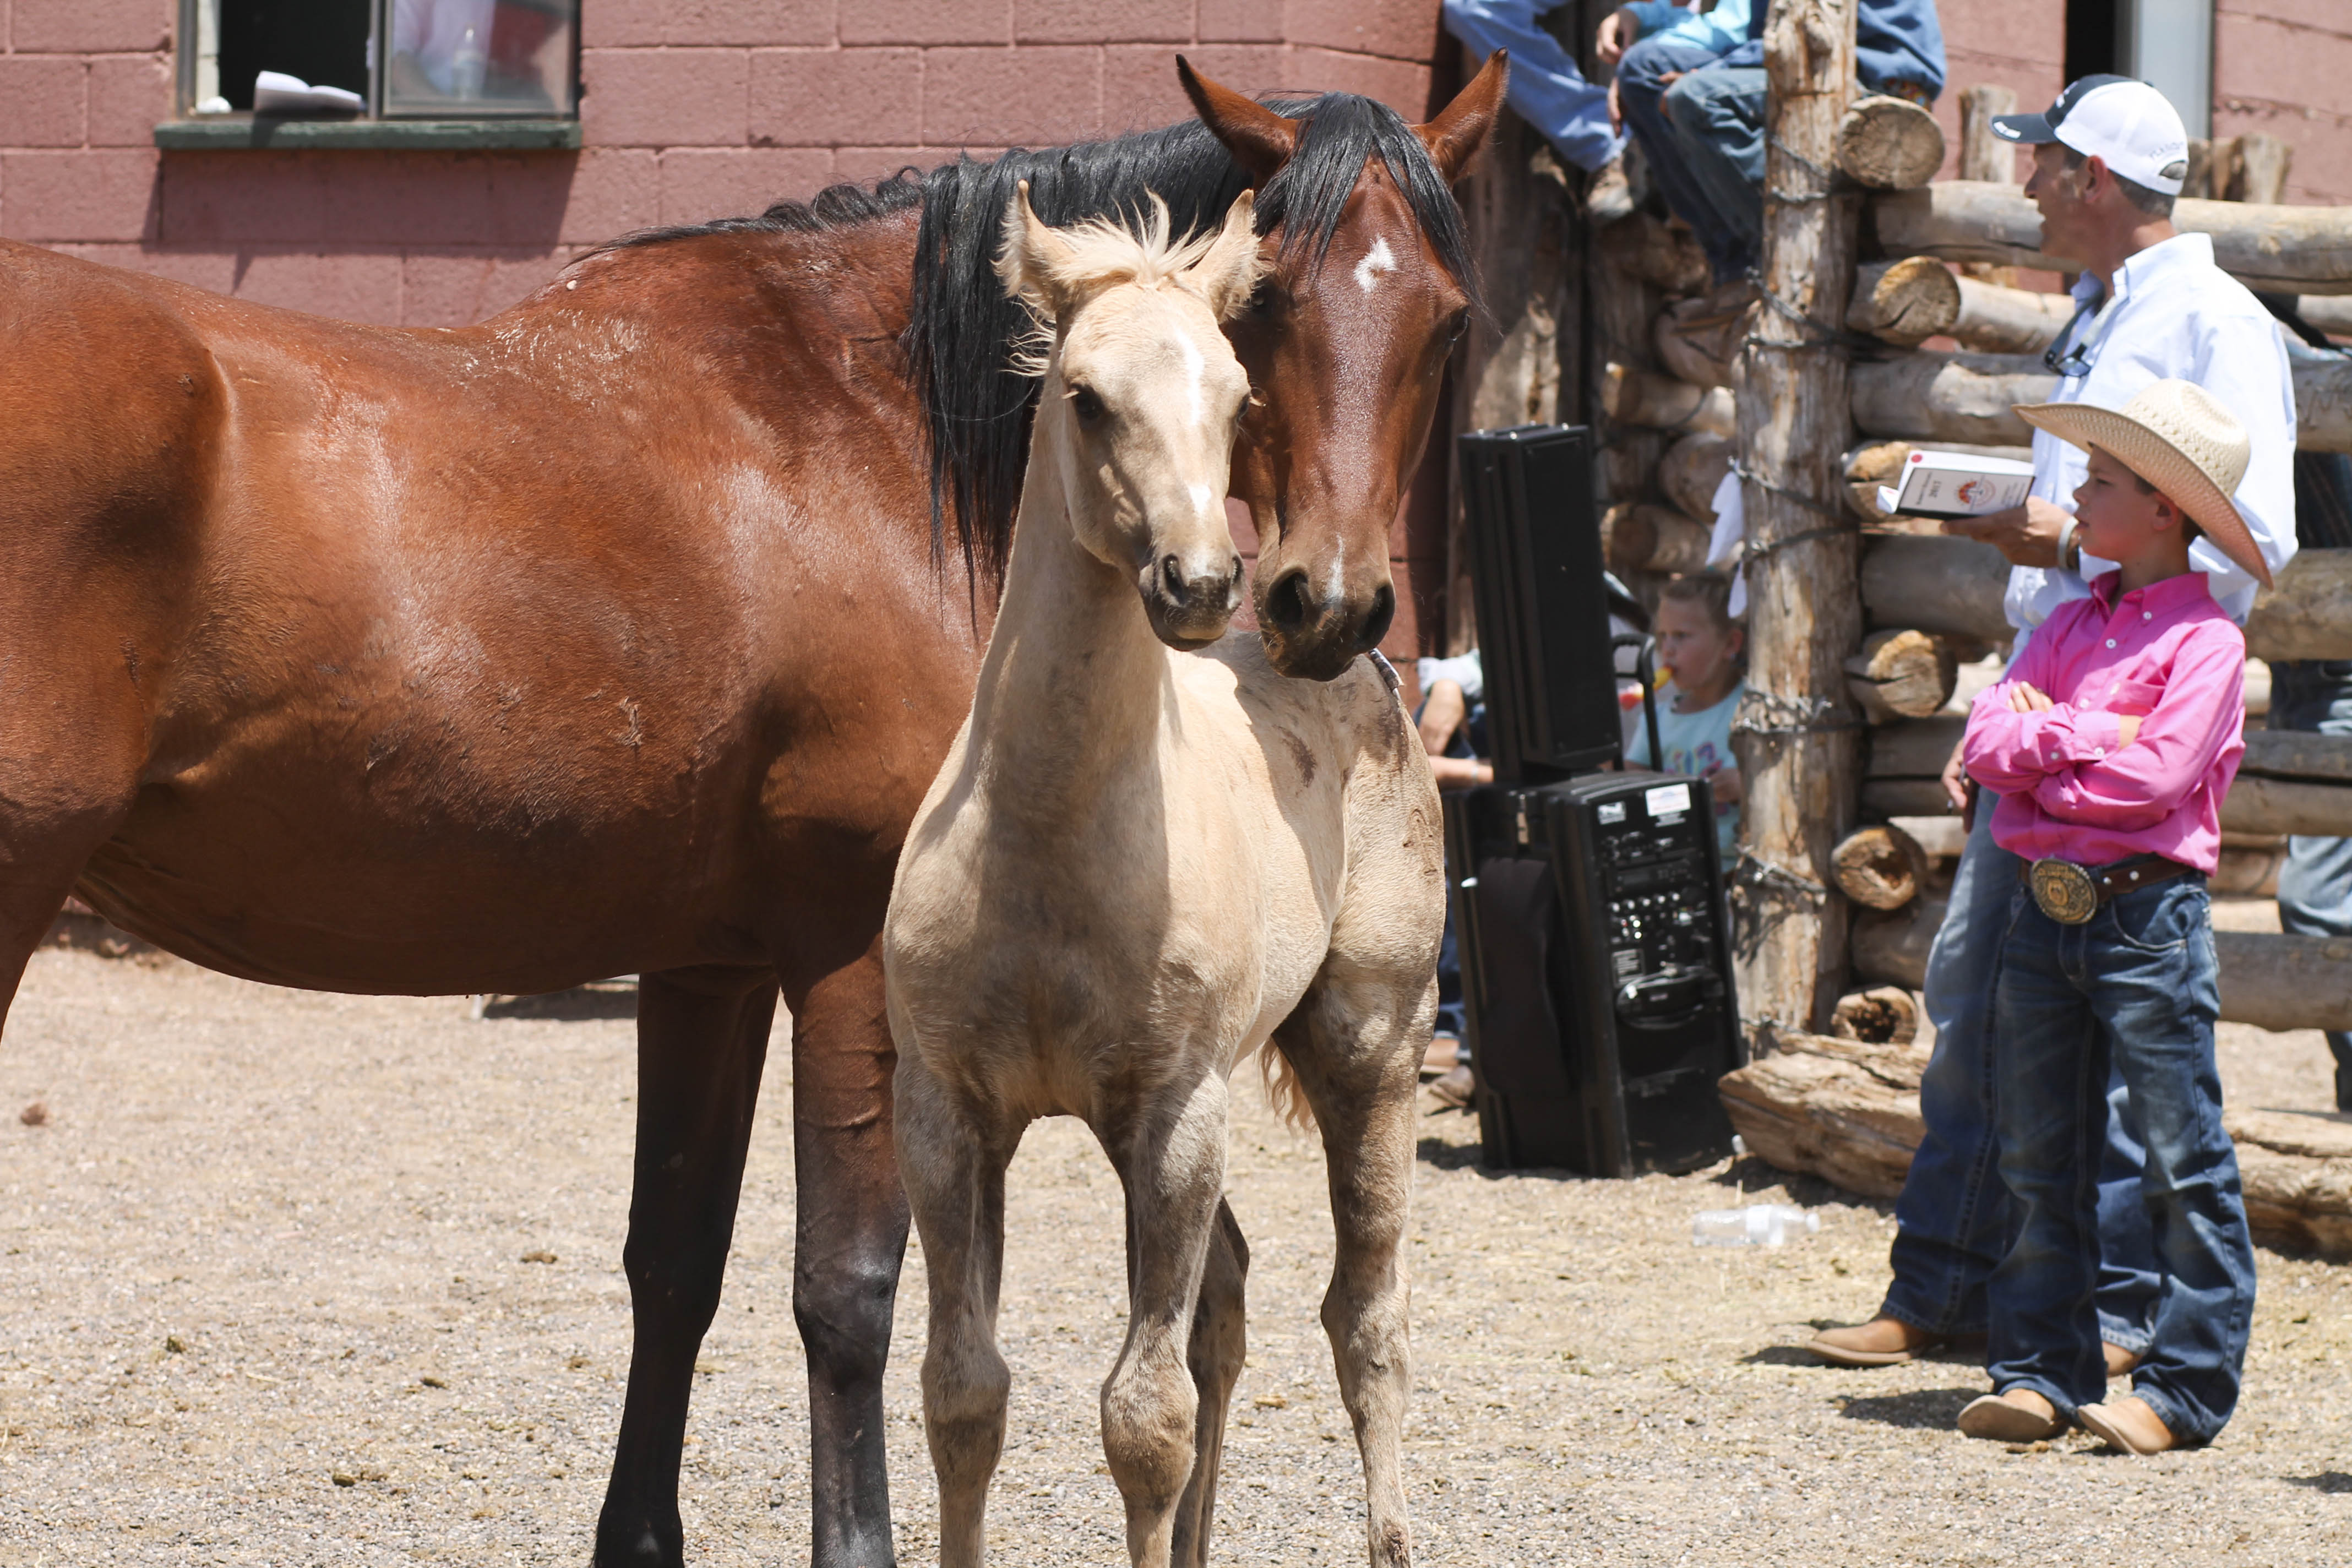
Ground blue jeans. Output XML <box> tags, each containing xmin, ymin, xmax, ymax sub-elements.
<box><xmin>1658</xmin><ymin>65</ymin><xmax>1765</xmax><ymax>285</ymax></box>
<box><xmin>1989</xmin><ymin>878</ymin><xmax>2256</xmax><ymax>1443</ymax></box>
<box><xmin>1441</xmin><ymin>1</ymin><xmax>1623</xmax><ymax>173</ymax></box>
<box><xmin>1882</xmin><ymin>803</ymin><xmax>2160</xmax><ymax>1351</ymax></box>
<box><xmin>2270</xmin><ymin>660</ymin><xmax>2352</xmax><ymax>1109</ymax></box>
<box><xmin>1614</xmin><ymin>34</ymin><xmax>1741</xmax><ymax>277</ymax></box>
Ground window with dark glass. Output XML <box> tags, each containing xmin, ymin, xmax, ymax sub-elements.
<box><xmin>183</xmin><ymin>1</ymin><xmax>579</xmax><ymax>120</ymax></box>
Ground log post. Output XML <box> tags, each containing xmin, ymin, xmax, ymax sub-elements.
<box><xmin>1730</xmin><ymin>0</ymin><xmax>1864</xmax><ymax>1039</ymax></box>
<box><xmin>2231</xmin><ymin>133</ymin><xmax>2293</xmax><ymax>205</ymax></box>
<box><xmin>1956</xmin><ymin>84</ymin><xmax>2018</xmax><ymax>185</ymax></box>
<box><xmin>1833</xmin><ymin>94</ymin><xmax>1945</xmax><ymax>190</ymax></box>
<box><xmin>1444</xmin><ymin>53</ymin><xmax>1577</xmax><ymax>654</ymax></box>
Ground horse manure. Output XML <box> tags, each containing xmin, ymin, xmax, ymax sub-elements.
<box><xmin>164</xmin><ymin>1335</ymin><xmax>187</xmax><ymax>1355</ymax></box>
<box><xmin>18</xmin><ymin>1102</ymin><xmax>47</xmax><ymax>1127</ymax></box>
<box><xmin>520</xmin><ymin>1250</ymin><xmax>557</xmax><ymax>1265</ymax></box>
<box><xmin>420</xmin><ymin>1375</ymin><xmax>448</xmax><ymax>1389</ymax></box>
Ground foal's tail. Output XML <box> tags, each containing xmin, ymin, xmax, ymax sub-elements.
<box><xmin>1255</xmin><ymin>1036</ymin><xmax>1316</xmax><ymax>1133</ymax></box>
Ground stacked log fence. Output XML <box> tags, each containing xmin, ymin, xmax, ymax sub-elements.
<box><xmin>1446</xmin><ymin>5</ymin><xmax>2352</xmax><ymax>1250</ymax></box>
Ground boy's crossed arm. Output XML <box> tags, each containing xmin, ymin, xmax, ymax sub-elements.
<box><xmin>1962</xmin><ymin>622</ymin><xmax>2246</xmax><ymax>832</ymax></box>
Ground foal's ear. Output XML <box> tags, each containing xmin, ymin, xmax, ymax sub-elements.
<box><xmin>1191</xmin><ymin>189</ymin><xmax>1267</xmax><ymax>322</ymax></box>
<box><xmin>1178</xmin><ymin>56</ymin><xmax>1299</xmax><ymax>184</ymax></box>
<box><xmin>1413</xmin><ymin>49</ymin><xmax>1508</xmax><ymax>184</ymax></box>
<box><xmin>997</xmin><ymin>178</ymin><xmax>1076</xmax><ymax>320</ymax></box>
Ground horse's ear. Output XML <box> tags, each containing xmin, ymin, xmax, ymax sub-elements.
<box><xmin>1191</xmin><ymin>190</ymin><xmax>1267</xmax><ymax>321</ymax></box>
<box><xmin>997</xmin><ymin>178</ymin><xmax>1075</xmax><ymax>320</ymax></box>
<box><xmin>1178</xmin><ymin>55</ymin><xmax>1299</xmax><ymax>184</ymax></box>
<box><xmin>1413</xmin><ymin>49</ymin><xmax>1509</xmax><ymax>184</ymax></box>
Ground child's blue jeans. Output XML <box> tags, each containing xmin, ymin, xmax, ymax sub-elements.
<box><xmin>1988</xmin><ymin>875</ymin><xmax>2257</xmax><ymax>1444</ymax></box>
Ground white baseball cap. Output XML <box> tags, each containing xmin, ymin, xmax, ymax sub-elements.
<box><xmin>1991</xmin><ymin>75</ymin><xmax>2191</xmax><ymax>196</ymax></box>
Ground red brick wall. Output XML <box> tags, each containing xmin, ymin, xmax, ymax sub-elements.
<box><xmin>2214</xmin><ymin>1</ymin><xmax>2352</xmax><ymax>205</ymax></box>
<box><xmin>1926</xmin><ymin>0</ymin><xmax>2065</xmax><ymax>186</ymax></box>
<box><xmin>0</xmin><ymin>2</ymin><xmax>1445</xmax><ymax>326</ymax></box>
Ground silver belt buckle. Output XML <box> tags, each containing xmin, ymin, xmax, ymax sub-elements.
<box><xmin>2029</xmin><ymin>858</ymin><xmax>2099</xmax><ymax>925</ymax></box>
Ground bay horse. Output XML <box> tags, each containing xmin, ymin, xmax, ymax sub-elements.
<box><xmin>884</xmin><ymin>186</ymin><xmax>1444</xmax><ymax>1568</ymax></box>
<box><xmin>0</xmin><ymin>56</ymin><xmax>1501</xmax><ymax>1567</ymax></box>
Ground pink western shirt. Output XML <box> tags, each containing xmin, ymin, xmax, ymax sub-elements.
<box><xmin>1963</xmin><ymin>570</ymin><xmax>2246</xmax><ymax>874</ymax></box>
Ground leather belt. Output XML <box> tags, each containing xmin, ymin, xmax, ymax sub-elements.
<box><xmin>2019</xmin><ymin>853</ymin><xmax>2200</xmax><ymax>925</ymax></box>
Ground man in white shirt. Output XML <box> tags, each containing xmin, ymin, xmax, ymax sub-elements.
<box><xmin>1809</xmin><ymin>78</ymin><xmax>2298</xmax><ymax>1393</ymax></box>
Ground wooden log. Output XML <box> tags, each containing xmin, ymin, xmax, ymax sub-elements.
<box><xmin>2244</xmin><ymin>727</ymin><xmax>2352</xmax><ymax>785</ymax></box>
<box><xmin>1844</xmin><ymin>627</ymin><xmax>1957</xmax><ymax>722</ymax></box>
<box><xmin>2222</xmin><ymin>775</ymin><xmax>2352</xmax><ymax>839</ymax></box>
<box><xmin>2231</xmin><ymin>133</ymin><xmax>2293</xmax><ymax>205</ymax></box>
<box><xmin>1444</xmin><ymin>85</ymin><xmax>1577</xmax><ymax>654</ymax></box>
<box><xmin>2291</xmin><ymin>343</ymin><xmax>2352</xmax><ymax>455</ymax></box>
<box><xmin>1860</xmin><ymin>533</ymin><xmax>2012</xmax><ymax>641</ymax></box>
<box><xmin>1599</xmin><ymin>209</ymin><xmax>1711</xmax><ymax>295</ymax></box>
<box><xmin>1652</xmin><ymin>293</ymin><xmax>1747</xmax><ymax>390</ymax></box>
<box><xmin>1659</xmin><ymin>429</ymin><xmax>1734</xmax><ymax>523</ymax></box>
<box><xmin>1888</xmin><ymin>814</ymin><xmax>1964</xmax><ymax>859</ymax></box>
<box><xmin>2219</xmin><ymin>931</ymin><xmax>2352</xmax><ymax>1032</ymax></box>
<box><xmin>1832</xmin><ymin>824</ymin><xmax>1930</xmax><ymax>910</ymax></box>
<box><xmin>1847</xmin><ymin>260</ymin><xmax>2077</xmax><ymax>354</ymax></box>
<box><xmin>1872</xmin><ymin>180</ymin><xmax>2352</xmax><ymax>296</ymax></box>
<box><xmin>1717</xmin><ymin>1038</ymin><xmax>1926</xmax><ymax>1200</ymax></box>
<box><xmin>2294</xmin><ymin>295</ymin><xmax>2352</xmax><ymax>341</ymax></box>
<box><xmin>1868</xmin><ymin>714</ymin><xmax>1964</xmax><ymax>779</ymax></box>
<box><xmin>1831</xmin><ymin>985</ymin><xmax>1919</xmax><ymax>1044</ymax></box>
<box><xmin>1956</xmin><ymin>84</ymin><xmax>2017</xmax><ymax>185</ymax></box>
<box><xmin>1851</xmin><ymin>885</ymin><xmax>1941</xmax><ymax>990</ymax></box>
<box><xmin>1603</xmin><ymin>502</ymin><xmax>1713</xmax><ymax>575</ymax></box>
<box><xmin>1835</xmin><ymin>94</ymin><xmax>1946</xmax><ymax>190</ymax></box>
<box><xmin>1602</xmin><ymin>361</ymin><xmax>1737</xmax><ymax>436</ymax></box>
<box><xmin>2214</xmin><ymin>842</ymin><xmax>2286</xmax><ymax>899</ymax></box>
<box><xmin>1850</xmin><ymin>349</ymin><xmax>2052</xmax><ymax>444</ymax></box>
<box><xmin>1721</xmin><ymin>1038</ymin><xmax>2352</xmax><ymax>1254</ymax></box>
<box><xmin>1863</xmin><ymin>536</ymin><xmax>2352</xmax><ymax>664</ymax></box>
<box><xmin>1846</xmin><ymin>255</ymin><xmax>1960</xmax><ymax>345</ymax></box>
<box><xmin>2248</xmin><ymin>549</ymin><xmax>2352</xmax><ymax>663</ymax></box>
<box><xmin>1730</xmin><ymin>0</ymin><xmax>1865</xmax><ymax>1038</ymax></box>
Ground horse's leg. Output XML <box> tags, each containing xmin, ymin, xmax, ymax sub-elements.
<box><xmin>1168</xmin><ymin>1199</ymin><xmax>1248</xmax><ymax>1568</ymax></box>
<box><xmin>895</xmin><ymin>1050</ymin><xmax>1015</xmax><ymax>1568</ymax></box>
<box><xmin>1272</xmin><ymin>965</ymin><xmax>1433</xmax><ymax>1568</ymax></box>
<box><xmin>595</xmin><ymin>966</ymin><xmax>778</xmax><ymax>1568</ymax></box>
<box><xmin>790</xmin><ymin>945</ymin><xmax>911</xmax><ymax>1568</ymax></box>
<box><xmin>1100</xmin><ymin>1072</ymin><xmax>1229</xmax><ymax>1568</ymax></box>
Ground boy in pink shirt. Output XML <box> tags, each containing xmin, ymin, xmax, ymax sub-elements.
<box><xmin>1957</xmin><ymin>380</ymin><xmax>2264</xmax><ymax>1455</ymax></box>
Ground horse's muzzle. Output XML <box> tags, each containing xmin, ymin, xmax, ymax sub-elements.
<box><xmin>1256</xmin><ymin>568</ymin><xmax>1396</xmax><ymax>682</ymax></box>
<box><xmin>1142</xmin><ymin>552</ymin><xmax>1244</xmax><ymax>650</ymax></box>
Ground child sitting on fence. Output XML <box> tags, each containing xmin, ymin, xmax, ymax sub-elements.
<box><xmin>1625</xmin><ymin>573</ymin><xmax>1746</xmax><ymax>861</ymax></box>
<box><xmin>1956</xmin><ymin>379</ymin><xmax>2263</xmax><ymax>1456</ymax></box>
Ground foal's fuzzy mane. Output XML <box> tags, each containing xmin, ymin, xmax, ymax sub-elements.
<box><xmin>997</xmin><ymin>195</ymin><xmax>1259</xmax><ymax>379</ymax></box>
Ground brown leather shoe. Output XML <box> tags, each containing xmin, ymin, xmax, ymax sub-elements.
<box><xmin>1806</xmin><ymin>1316</ymin><xmax>1946</xmax><ymax>1367</ymax></box>
<box><xmin>2103</xmin><ymin>1341</ymin><xmax>2142</xmax><ymax>1380</ymax></box>
<box><xmin>1957</xmin><ymin>1388</ymin><xmax>2065</xmax><ymax>1442</ymax></box>
<box><xmin>2078</xmin><ymin>1396</ymin><xmax>2176</xmax><ymax>1455</ymax></box>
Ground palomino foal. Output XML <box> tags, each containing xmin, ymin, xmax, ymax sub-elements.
<box><xmin>884</xmin><ymin>186</ymin><xmax>1445</xmax><ymax>1568</ymax></box>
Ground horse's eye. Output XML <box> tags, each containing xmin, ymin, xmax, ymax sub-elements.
<box><xmin>1069</xmin><ymin>385</ymin><xmax>1107</xmax><ymax>425</ymax></box>
<box><xmin>1445</xmin><ymin>308</ymin><xmax>1471</xmax><ymax>344</ymax></box>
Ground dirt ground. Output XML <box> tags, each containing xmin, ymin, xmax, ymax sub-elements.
<box><xmin>2</xmin><ymin>908</ymin><xmax>2347</xmax><ymax>1566</ymax></box>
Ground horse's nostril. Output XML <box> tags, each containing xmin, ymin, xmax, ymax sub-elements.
<box><xmin>1162</xmin><ymin>554</ymin><xmax>1185</xmax><ymax>601</ymax></box>
<box><xmin>1358</xmin><ymin>582</ymin><xmax>1396</xmax><ymax>652</ymax></box>
<box><xmin>1266</xmin><ymin>570</ymin><xmax>1313</xmax><ymax>632</ymax></box>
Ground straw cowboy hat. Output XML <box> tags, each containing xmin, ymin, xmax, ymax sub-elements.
<box><xmin>2013</xmin><ymin>378</ymin><xmax>2271</xmax><ymax>589</ymax></box>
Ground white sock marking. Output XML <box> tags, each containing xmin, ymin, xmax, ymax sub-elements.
<box><xmin>1354</xmin><ymin>237</ymin><xmax>1398</xmax><ymax>293</ymax></box>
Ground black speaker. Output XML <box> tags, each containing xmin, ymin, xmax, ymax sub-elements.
<box><xmin>1455</xmin><ymin>424</ymin><xmax>1621</xmax><ymax>782</ymax></box>
<box><xmin>1446</xmin><ymin>772</ymin><xmax>1745</xmax><ymax>1176</ymax></box>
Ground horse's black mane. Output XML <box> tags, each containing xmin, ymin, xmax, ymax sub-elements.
<box><xmin>599</xmin><ymin>92</ymin><xmax>1475</xmax><ymax>590</ymax></box>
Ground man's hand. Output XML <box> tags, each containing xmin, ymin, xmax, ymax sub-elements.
<box><xmin>1429</xmin><ymin>755</ymin><xmax>1493</xmax><ymax>791</ymax></box>
<box><xmin>1596</xmin><ymin>6</ymin><xmax>1641</xmax><ymax>65</ymax></box>
<box><xmin>1942</xmin><ymin>497</ymin><xmax>2071</xmax><ymax>568</ymax></box>
<box><xmin>1608</xmin><ymin>77</ymin><xmax>1623</xmax><ymax>133</ymax></box>
<box><xmin>1941</xmin><ymin>734</ymin><xmax>1972</xmax><ymax>814</ymax></box>
<box><xmin>1418</xmin><ymin>678</ymin><xmax>1467</xmax><ymax>756</ymax></box>
<box><xmin>1705</xmin><ymin>765</ymin><xmax>1743</xmax><ymax>808</ymax></box>
<box><xmin>2006</xmin><ymin>681</ymin><xmax>2055</xmax><ymax>713</ymax></box>
<box><xmin>2117</xmin><ymin>714</ymin><xmax>2142</xmax><ymax>748</ymax></box>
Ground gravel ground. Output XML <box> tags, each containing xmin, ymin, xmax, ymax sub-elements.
<box><xmin>2</xmin><ymin>910</ymin><xmax>2347</xmax><ymax>1566</ymax></box>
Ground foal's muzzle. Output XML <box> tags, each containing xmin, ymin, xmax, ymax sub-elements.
<box><xmin>1141</xmin><ymin>551</ymin><xmax>1245</xmax><ymax>650</ymax></box>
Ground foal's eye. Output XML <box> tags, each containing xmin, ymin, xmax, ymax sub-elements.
<box><xmin>1069</xmin><ymin>385</ymin><xmax>1107</xmax><ymax>426</ymax></box>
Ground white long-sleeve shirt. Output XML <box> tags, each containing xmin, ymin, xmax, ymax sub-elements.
<box><xmin>2003</xmin><ymin>232</ymin><xmax>2298</xmax><ymax>634</ymax></box>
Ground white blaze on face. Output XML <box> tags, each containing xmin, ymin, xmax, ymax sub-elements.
<box><xmin>1189</xmin><ymin>483</ymin><xmax>1216</xmax><ymax>520</ymax></box>
<box><xmin>1177</xmin><ymin>330</ymin><xmax>1206</xmax><ymax>428</ymax></box>
<box><xmin>1354</xmin><ymin>237</ymin><xmax>1398</xmax><ymax>294</ymax></box>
